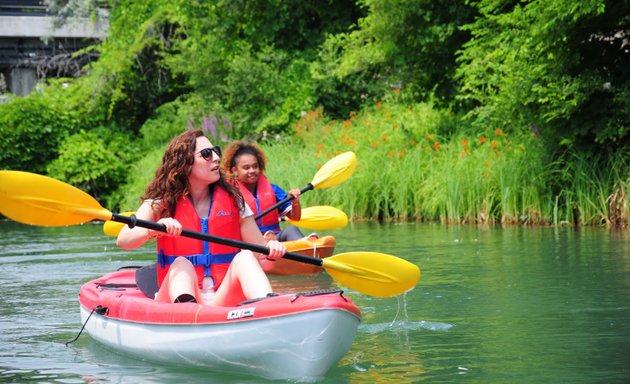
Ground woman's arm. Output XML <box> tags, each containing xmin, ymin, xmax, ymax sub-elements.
<box><xmin>117</xmin><ymin>201</ymin><xmax>183</xmax><ymax>250</ymax></box>
<box><xmin>285</xmin><ymin>188</ymin><xmax>301</xmax><ymax>221</ymax></box>
<box><xmin>116</xmin><ymin>200</ymin><xmax>159</xmax><ymax>250</ymax></box>
<box><xmin>240</xmin><ymin>216</ymin><xmax>286</xmax><ymax>271</ymax></box>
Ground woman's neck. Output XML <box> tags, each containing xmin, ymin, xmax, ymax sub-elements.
<box><xmin>188</xmin><ymin>184</ymin><xmax>211</xmax><ymax>218</ymax></box>
<box><xmin>244</xmin><ymin>182</ymin><xmax>257</xmax><ymax>195</ymax></box>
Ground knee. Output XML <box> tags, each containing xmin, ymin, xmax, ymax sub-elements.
<box><xmin>232</xmin><ymin>250</ymin><xmax>257</xmax><ymax>265</ymax></box>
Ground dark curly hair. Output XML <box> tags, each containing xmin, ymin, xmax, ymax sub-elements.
<box><xmin>142</xmin><ymin>129</ymin><xmax>244</xmax><ymax>218</ymax></box>
<box><xmin>220</xmin><ymin>140</ymin><xmax>267</xmax><ymax>181</ymax></box>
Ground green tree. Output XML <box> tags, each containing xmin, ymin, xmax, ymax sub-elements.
<box><xmin>314</xmin><ymin>0</ymin><xmax>475</xmax><ymax>117</ymax></box>
<box><xmin>456</xmin><ymin>0</ymin><xmax>629</xmax><ymax>149</ymax></box>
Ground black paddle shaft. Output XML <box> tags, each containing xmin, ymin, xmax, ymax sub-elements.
<box><xmin>253</xmin><ymin>183</ymin><xmax>314</xmax><ymax>220</ymax></box>
<box><xmin>112</xmin><ymin>213</ymin><xmax>323</xmax><ymax>266</ymax></box>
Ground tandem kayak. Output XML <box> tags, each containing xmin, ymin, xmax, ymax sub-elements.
<box><xmin>268</xmin><ymin>235</ymin><xmax>336</xmax><ymax>275</ymax></box>
<box><xmin>78</xmin><ymin>268</ymin><xmax>361</xmax><ymax>380</ymax></box>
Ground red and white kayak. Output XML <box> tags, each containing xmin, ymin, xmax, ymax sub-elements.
<box><xmin>78</xmin><ymin>269</ymin><xmax>361</xmax><ymax>380</ymax></box>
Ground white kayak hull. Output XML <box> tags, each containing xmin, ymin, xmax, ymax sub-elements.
<box><xmin>78</xmin><ymin>269</ymin><xmax>361</xmax><ymax>380</ymax></box>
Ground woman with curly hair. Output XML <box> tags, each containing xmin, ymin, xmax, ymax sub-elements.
<box><xmin>221</xmin><ymin>140</ymin><xmax>307</xmax><ymax>242</ymax></box>
<box><xmin>116</xmin><ymin>130</ymin><xmax>286</xmax><ymax>306</ymax></box>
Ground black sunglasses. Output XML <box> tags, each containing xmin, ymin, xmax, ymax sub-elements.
<box><xmin>197</xmin><ymin>146</ymin><xmax>221</xmax><ymax>160</ymax></box>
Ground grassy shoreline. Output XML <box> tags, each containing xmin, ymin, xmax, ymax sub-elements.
<box><xmin>117</xmin><ymin>100</ymin><xmax>628</xmax><ymax>228</ymax></box>
<box><xmin>261</xmin><ymin>102</ymin><xmax>629</xmax><ymax>228</ymax></box>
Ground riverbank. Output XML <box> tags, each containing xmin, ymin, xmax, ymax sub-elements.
<box><xmin>115</xmin><ymin>100</ymin><xmax>628</xmax><ymax>228</ymax></box>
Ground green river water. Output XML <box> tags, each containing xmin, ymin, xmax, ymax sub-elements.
<box><xmin>0</xmin><ymin>220</ymin><xmax>628</xmax><ymax>383</ymax></box>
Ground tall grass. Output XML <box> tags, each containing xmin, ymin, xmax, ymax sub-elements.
<box><xmin>550</xmin><ymin>150</ymin><xmax>630</xmax><ymax>226</ymax></box>
<box><xmin>115</xmin><ymin>100</ymin><xmax>628</xmax><ymax>227</ymax></box>
<box><xmin>263</xmin><ymin>101</ymin><xmax>629</xmax><ymax>227</ymax></box>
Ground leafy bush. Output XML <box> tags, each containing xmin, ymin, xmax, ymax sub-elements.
<box><xmin>46</xmin><ymin>127</ymin><xmax>137</xmax><ymax>207</ymax></box>
<box><xmin>0</xmin><ymin>94</ymin><xmax>76</xmax><ymax>173</ymax></box>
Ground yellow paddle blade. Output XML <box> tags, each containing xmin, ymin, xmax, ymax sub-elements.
<box><xmin>103</xmin><ymin>211</ymin><xmax>135</xmax><ymax>236</ymax></box>
<box><xmin>286</xmin><ymin>205</ymin><xmax>348</xmax><ymax>230</ymax></box>
<box><xmin>310</xmin><ymin>151</ymin><xmax>357</xmax><ymax>189</ymax></box>
<box><xmin>0</xmin><ymin>171</ymin><xmax>112</xmax><ymax>226</ymax></box>
<box><xmin>323</xmin><ymin>252</ymin><xmax>421</xmax><ymax>297</ymax></box>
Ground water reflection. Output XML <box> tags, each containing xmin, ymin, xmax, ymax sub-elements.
<box><xmin>1</xmin><ymin>220</ymin><xmax>629</xmax><ymax>383</ymax></box>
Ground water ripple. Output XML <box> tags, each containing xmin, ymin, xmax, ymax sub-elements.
<box><xmin>360</xmin><ymin>320</ymin><xmax>453</xmax><ymax>333</ymax></box>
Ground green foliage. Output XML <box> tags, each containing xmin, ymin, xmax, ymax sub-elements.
<box><xmin>157</xmin><ymin>0</ymin><xmax>364</xmax><ymax>136</ymax></box>
<box><xmin>3</xmin><ymin>0</ymin><xmax>628</xmax><ymax>226</ymax></box>
<box><xmin>550</xmin><ymin>149</ymin><xmax>630</xmax><ymax>226</ymax></box>
<box><xmin>219</xmin><ymin>45</ymin><xmax>294</xmax><ymax>136</ymax></box>
<box><xmin>116</xmin><ymin>146</ymin><xmax>165</xmax><ymax>211</ymax></box>
<box><xmin>0</xmin><ymin>90</ymin><xmax>76</xmax><ymax>173</ymax></box>
<box><xmin>269</xmin><ymin>101</ymin><xmax>551</xmax><ymax>223</ymax></box>
<box><xmin>456</xmin><ymin>0</ymin><xmax>628</xmax><ymax>148</ymax></box>
<box><xmin>272</xmin><ymin>101</ymin><xmax>627</xmax><ymax>226</ymax></box>
<box><xmin>313</xmin><ymin>0</ymin><xmax>475</xmax><ymax>114</ymax></box>
<box><xmin>46</xmin><ymin>127</ymin><xmax>137</xmax><ymax>207</ymax></box>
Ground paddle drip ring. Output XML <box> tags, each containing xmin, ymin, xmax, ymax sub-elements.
<box><xmin>127</xmin><ymin>214</ymin><xmax>138</xmax><ymax>229</ymax></box>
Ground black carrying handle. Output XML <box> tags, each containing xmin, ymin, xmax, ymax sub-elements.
<box><xmin>113</xmin><ymin>213</ymin><xmax>323</xmax><ymax>266</ymax></box>
<box><xmin>253</xmin><ymin>183</ymin><xmax>314</xmax><ymax>220</ymax></box>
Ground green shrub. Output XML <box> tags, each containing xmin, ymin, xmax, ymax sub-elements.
<box><xmin>0</xmin><ymin>95</ymin><xmax>75</xmax><ymax>173</ymax></box>
<box><xmin>46</xmin><ymin>127</ymin><xmax>137</xmax><ymax>207</ymax></box>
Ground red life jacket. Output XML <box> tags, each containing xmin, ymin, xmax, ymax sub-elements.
<box><xmin>156</xmin><ymin>186</ymin><xmax>241</xmax><ymax>289</ymax></box>
<box><xmin>239</xmin><ymin>173</ymin><xmax>281</xmax><ymax>234</ymax></box>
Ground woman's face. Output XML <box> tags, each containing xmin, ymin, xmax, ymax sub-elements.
<box><xmin>231</xmin><ymin>153</ymin><xmax>260</xmax><ymax>189</ymax></box>
<box><xmin>189</xmin><ymin>136</ymin><xmax>221</xmax><ymax>186</ymax></box>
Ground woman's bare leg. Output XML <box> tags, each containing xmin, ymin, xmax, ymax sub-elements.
<box><xmin>211</xmin><ymin>250</ymin><xmax>272</xmax><ymax>306</ymax></box>
<box><xmin>154</xmin><ymin>257</ymin><xmax>202</xmax><ymax>303</ymax></box>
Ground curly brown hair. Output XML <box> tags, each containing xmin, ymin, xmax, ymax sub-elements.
<box><xmin>220</xmin><ymin>140</ymin><xmax>267</xmax><ymax>180</ymax></box>
<box><xmin>142</xmin><ymin>129</ymin><xmax>244</xmax><ymax>218</ymax></box>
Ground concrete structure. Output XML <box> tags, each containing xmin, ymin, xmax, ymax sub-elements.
<box><xmin>0</xmin><ymin>1</ymin><xmax>108</xmax><ymax>96</ymax></box>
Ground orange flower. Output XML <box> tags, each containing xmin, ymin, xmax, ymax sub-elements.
<box><xmin>376</xmin><ymin>101</ymin><xmax>383</xmax><ymax>107</ymax></box>
<box><xmin>316</xmin><ymin>144</ymin><xmax>324</xmax><ymax>152</ymax></box>
<box><xmin>432</xmin><ymin>142</ymin><xmax>440</xmax><ymax>150</ymax></box>
<box><xmin>495</xmin><ymin>128</ymin><xmax>503</xmax><ymax>136</ymax></box>
<box><xmin>398</xmin><ymin>150</ymin><xmax>405</xmax><ymax>158</ymax></box>
<box><xmin>479</xmin><ymin>136</ymin><xmax>486</xmax><ymax>144</ymax></box>
<box><xmin>382</xmin><ymin>134</ymin><xmax>388</xmax><ymax>142</ymax></box>
<box><xmin>491</xmin><ymin>140</ymin><xmax>498</xmax><ymax>150</ymax></box>
<box><xmin>388</xmin><ymin>151</ymin><xmax>395</xmax><ymax>158</ymax></box>
<box><xmin>461</xmin><ymin>139</ymin><xmax>469</xmax><ymax>147</ymax></box>
<box><xmin>344</xmin><ymin>136</ymin><xmax>356</xmax><ymax>145</ymax></box>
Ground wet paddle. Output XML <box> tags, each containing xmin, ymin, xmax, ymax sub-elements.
<box><xmin>103</xmin><ymin>205</ymin><xmax>348</xmax><ymax>237</ymax></box>
<box><xmin>254</xmin><ymin>151</ymin><xmax>357</xmax><ymax>220</ymax></box>
<box><xmin>0</xmin><ymin>171</ymin><xmax>420</xmax><ymax>298</ymax></box>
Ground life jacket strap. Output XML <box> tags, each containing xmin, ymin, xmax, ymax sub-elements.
<box><xmin>157</xmin><ymin>252</ymin><xmax>237</xmax><ymax>276</ymax></box>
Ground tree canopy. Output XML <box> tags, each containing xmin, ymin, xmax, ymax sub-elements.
<box><xmin>0</xmin><ymin>0</ymin><xmax>627</xmax><ymax>211</ymax></box>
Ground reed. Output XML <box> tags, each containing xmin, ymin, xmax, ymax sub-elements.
<box><xmin>551</xmin><ymin>150</ymin><xmax>630</xmax><ymax>226</ymax></box>
<box><xmin>115</xmin><ymin>101</ymin><xmax>627</xmax><ymax>227</ymax></box>
<box><xmin>263</xmin><ymin>101</ymin><xmax>628</xmax><ymax>227</ymax></box>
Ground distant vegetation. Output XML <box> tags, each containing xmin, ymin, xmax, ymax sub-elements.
<box><xmin>1</xmin><ymin>0</ymin><xmax>628</xmax><ymax>227</ymax></box>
